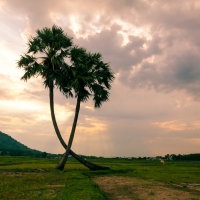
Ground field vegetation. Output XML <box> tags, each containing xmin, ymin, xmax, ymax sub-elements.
<box><xmin>0</xmin><ymin>156</ymin><xmax>200</xmax><ymax>199</ymax></box>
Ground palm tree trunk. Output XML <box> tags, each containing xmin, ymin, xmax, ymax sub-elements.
<box><xmin>49</xmin><ymin>80</ymin><xmax>109</xmax><ymax>170</ymax></box>
<box><xmin>56</xmin><ymin>95</ymin><xmax>81</xmax><ymax>170</ymax></box>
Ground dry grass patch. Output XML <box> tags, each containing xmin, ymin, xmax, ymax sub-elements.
<box><xmin>93</xmin><ymin>176</ymin><xmax>200</xmax><ymax>200</ymax></box>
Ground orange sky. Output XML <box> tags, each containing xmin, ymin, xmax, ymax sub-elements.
<box><xmin>1</xmin><ymin>0</ymin><xmax>200</xmax><ymax>157</ymax></box>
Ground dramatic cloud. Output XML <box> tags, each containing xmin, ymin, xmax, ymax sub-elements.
<box><xmin>1</xmin><ymin>0</ymin><xmax>200</xmax><ymax>157</ymax></box>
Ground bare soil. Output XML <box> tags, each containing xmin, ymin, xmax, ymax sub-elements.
<box><xmin>93</xmin><ymin>176</ymin><xmax>200</xmax><ymax>200</ymax></box>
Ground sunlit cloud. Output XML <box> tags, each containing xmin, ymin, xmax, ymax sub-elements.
<box><xmin>1</xmin><ymin>0</ymin><xmax>200</xmax><ymax>156</ymax></box>
<box><xmin>115</xmin><ymin>19</ymin><xmax>152</xmax><ymax>44</ymax></box>
<box><xmin>85</xmin><ymin>106</ymin><xmax>94</xmax><ymax>111</ymax></box>
<box><xmin>77</xmin><ymin>117</ymin><xmax>107</xmax><ymax>135</ymax></box>
<box><xmin>153</xmin><ymin>120</ymin><xmax>200</xmax><ymax>131</ymax></box>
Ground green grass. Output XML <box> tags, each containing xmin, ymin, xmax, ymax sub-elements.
<box><xmin>0</xmin><ymin>156</ymin><xmax>200</xmax><ymax>199</ymax></box>
<box><xmin>0</xmin><ymin>170</ymin><xmax>105</xmax><ymax>200</ymax></box>
<box><xmin>0</xmin><ymin>156</ymin><xmax>106</xmax><ymax>200</ymax></box>
<box><xmin>85</xmin><ymin>158</ymin><xmax>200</xmax><ymax>185</ymax></box>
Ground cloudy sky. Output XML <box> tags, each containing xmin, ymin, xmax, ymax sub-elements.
<box><xmin>1</xmin><ymin>0</ymin><xmax>200</xmax><ymax>157</ymax></box>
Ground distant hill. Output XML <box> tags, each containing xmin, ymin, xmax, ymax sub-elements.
<box><xmin>0</xmin><ymin>131</ymin><xmax>43</xmax><ymax>156</ymax></box>
<box><xmin>0</xmin><ymin>131</ymin><xmax>32</xmax><ymax>151</ymax></box>
<box><xmin>0</xmin><ymin>131</ymin><xmax>64</xmax><ymax>158</ymax></box>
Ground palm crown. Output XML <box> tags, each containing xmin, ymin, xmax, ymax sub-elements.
<box><xmin>59</xmin><ymin>46</ymin><xmax>114</xmax><ymax>108</ymax></box>
<box><xmin>17</xmin><ymin>25</ymin><xmax>72</xmax><ymax>87</ymax></box>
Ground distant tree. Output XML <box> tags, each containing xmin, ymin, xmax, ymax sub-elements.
<box><xmin>169</xmin><ymin>153</ymin><xmax>200</xmax><ymax>161</ymax></box>
<box><xmin>1</xmin><ymin>151</ymin><xmax>6</xmax><ymax>155</ymax></box>
<box><xmin>41</xmin><ymin>152</ymin><xmax>47</xmax><ymax>158</ymax></box>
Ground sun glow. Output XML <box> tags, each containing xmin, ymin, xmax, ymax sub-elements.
<box><xmin>0</xmin><ymin>41</ymin><xmax>18</xmax><ymax>61</ymax></box>
<box><xmin>0</xmin><ymin>1</ymin><xmax>5</xmax><ymax>12</ymax></box>
<box><xmin>0</xmin><ymin>99</ymin><xmax>73</xmax><ymax>121</ymax></box>
<box><xmin>54</xmin><ymin>104</ymin><xmax>73</xmax><ymax>122</ymax></box>
<box><xmin>0</xmin><ymin>40</ymin><xmax>24</xmax><ymax>76</ymax></box>
<box><xmin>0</xmin><ymin>100</ymin><xmax>42</xmax><ymax>112</ymax></box>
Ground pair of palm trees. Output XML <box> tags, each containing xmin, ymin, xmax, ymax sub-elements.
<box><xmin>17</xmin><ymin>25</ymin><xmax>114</xmax><ymax>170</ymax></box>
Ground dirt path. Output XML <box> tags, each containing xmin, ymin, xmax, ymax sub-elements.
<box><xmin>93</xmin><ymin>176</ymin><xmax>200</xmax><ymax>200</ymax></box>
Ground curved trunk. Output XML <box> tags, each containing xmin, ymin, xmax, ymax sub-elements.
<box><xmin>56</xmin><ymin>95</ymin><xmax>81</xmax><ymax>170</ymax></box>
<box><xmin>49</xmin><ymin>80</ymin><xmax>109</xmax><ymax>170</ymax></box>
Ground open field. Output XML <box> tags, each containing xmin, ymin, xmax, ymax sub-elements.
<box><xmin>0</xmin><ymin>156</ymin><xmax>200</xmax><ymax>199</ymax></box>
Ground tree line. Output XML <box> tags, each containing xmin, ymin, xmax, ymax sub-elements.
<box><xmin>0</xmin><ymin>148</ymin><xmax>63</xmax><ymax>158</ymax></box>
<box><xmin>165</xmin><ymin>153</ymin><xmax>200</xmax><ymax>161</ymax></box>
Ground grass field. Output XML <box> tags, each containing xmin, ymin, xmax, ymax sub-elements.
<box><xmin>0</xmin><ymin>156</ymin><xmax>200</xmax><ymax>199</ymax></box>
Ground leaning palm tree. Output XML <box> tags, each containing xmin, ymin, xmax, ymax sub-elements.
<box><xmin>17</xmin><ymin>25</ymin><xmax>108</xmax><ymax>170</ymax></box>
<box><xmin>56</xmin><ymin>46</ymin><xmax>115</xmax><ymax>170</ymax></box>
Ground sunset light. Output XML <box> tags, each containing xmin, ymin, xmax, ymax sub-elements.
<box><xmin>0</xmin><ymin>0</ymin><xmax>200</xmax><ymax>158</ymax></box>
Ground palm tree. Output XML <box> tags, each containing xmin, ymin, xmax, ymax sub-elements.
<box><xmin>56</xmin><ymin>46</ymin><xmax>115</xmax><ymax>170</ymax></box>
<box><xmin>17</xmin><ymin>25</ymin><xmax>109</xmax><ymax>170</ymax></box>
